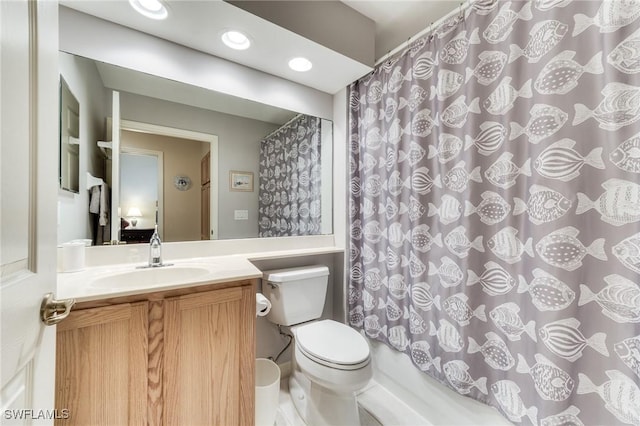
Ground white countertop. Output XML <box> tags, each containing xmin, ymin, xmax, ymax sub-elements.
<box><xmin>58</xmin><ymin>247</ymin><xmax>343</xmax><ymax>303</ymax></box>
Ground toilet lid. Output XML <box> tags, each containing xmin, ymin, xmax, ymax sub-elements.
<box><xmin>295</xmin><ymin>320</ymin><xmax>370</xmax><ymax>366</ymax></box>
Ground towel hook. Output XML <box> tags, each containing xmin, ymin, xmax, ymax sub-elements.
<box><xmin>86</xmin><ymin>171</ymin><xmax>104</xmax><ymax>190</ymax></box>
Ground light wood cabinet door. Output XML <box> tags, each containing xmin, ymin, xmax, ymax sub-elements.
<box><xmin>164</xmin><ymin>286</ymin><xmax>255</xmax><ymax>426</ymax></box>
<box><xmin>55</xmin><ymin>302</ymin><xmax>148</xmax><ymax>425</ymax></box>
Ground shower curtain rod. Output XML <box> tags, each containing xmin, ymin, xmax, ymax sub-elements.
<box><xmin>262</xmin><ymin>113</ymin><xmax>304</xmax><ymax>141</ymax></box>
<box><xmin>374</xmin><ymin>0</ymin><xmax>474</xmax><ymax>66</ymax></box>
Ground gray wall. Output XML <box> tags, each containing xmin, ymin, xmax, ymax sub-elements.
<box><xmin>58</xmin><ymin>53</ymin><xmax>109</xmax><ymax>244</ymax></box>
<box><xmin>251</xmin><ymin>253</ymin><xmax>344</xmax><ymax>363</ymax></box>
<box><xmin>228</xmin><ymin>1</ymin><xmax>375</xmax><ymax>66</ymax></box>
<box><xmin>118</xmin><ymin>92</ymin><xmax>279</xmax><ymax>239</ymax></box>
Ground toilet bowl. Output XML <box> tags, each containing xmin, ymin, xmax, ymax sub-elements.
<box><xmin>261</xmin><ymin>266</ymin><xmax>372</xmax><ymax>425</ymax></box>
<box><xmin>289</xmin><ymin>320</ymin><xmax>372</xmax><ymax>425</ymax></box>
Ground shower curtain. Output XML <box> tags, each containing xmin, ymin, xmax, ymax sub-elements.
<box><xmin>348</xmin><ymin>1</ymin><xmax>640</xmax><ymax>424</ymax></box>
<box><xmin>258</xmin><ymin>114</ymin><xmax>322</xmax><ymax>237</ymax></box>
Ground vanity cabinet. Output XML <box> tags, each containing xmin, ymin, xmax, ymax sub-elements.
<box><xmin>55</xmin><ymin>281</ymin><xmax>256</xmax><ymax>426</ymax></box>
<box><xmin>164</xmin><ymin>286</ymin><xmax>254</xmax><ymax>425</ymax></box>
<box><xmin>55</xmin><ymin>302</ymin><xmax>148</xmax><ymax>425</ymax></box>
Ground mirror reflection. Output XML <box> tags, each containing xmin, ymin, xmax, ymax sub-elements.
<box><xmin>59</xmin><ymin>77</ymin><xmax>80</xmax><ymax>193</ymax></box>
<box><xmin>116</xmin><ymin>122</ymin><xmax>217</xmax><ymax>244</ymax></box>
<box><xmin>57</xmin><ymin>51</ymin><xmax>333</xmax><ymax>246</ymax></box>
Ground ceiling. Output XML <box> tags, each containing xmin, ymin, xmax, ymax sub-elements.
<box><xmin>60</xmin><ymin>0</ymin><xmax>459</xmax><ymax>93</ymax></box>
<box><xmin>341</xmin><ymin>1</ymin><xmax>461</xmax><ymax>60</ymax></box>
<box><xmin>92</xmin><ymin>57</ymin><xmax>298</xmax><ymax>125</ymax></box>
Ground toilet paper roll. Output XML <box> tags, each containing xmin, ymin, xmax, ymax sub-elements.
<box><xmin>256</xmin><ymin>293</ymin><xmax>271</xmax><ymax>317</ymax></box>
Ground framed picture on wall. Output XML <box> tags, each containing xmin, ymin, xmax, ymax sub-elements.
<box><xmin>229</xmin><ymin>170</ymin><xmax>254</xmax><ymax>192</ymax></box>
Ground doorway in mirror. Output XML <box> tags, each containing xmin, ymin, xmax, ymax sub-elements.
<box><xmin>120</xmin><ymin>148</ymin><xmax>161</xmax><ymax>240</ymax></box>
<box><xmin>119</xmin><ymin>123</ymin><xmax>218</xmax><ymax>243</ymax></box>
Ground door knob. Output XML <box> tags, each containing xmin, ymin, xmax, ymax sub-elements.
<box><xmin>40</xmin><ymin>293</ymin><xmax>75</xmax><ymax>326</ymax></box>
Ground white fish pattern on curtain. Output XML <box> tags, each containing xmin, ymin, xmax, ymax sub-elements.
<box><xmin>348</xmin><ymin>0</ymin><xmax>640</xmax><ymax>424</ymax></box>
<box><xmin>258</xmin><ymin>114</ymin><xmax>322</xmax><ymax>237</ymax></box>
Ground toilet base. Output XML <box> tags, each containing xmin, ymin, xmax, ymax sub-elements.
<box><xmin>289</xmin><ymin>367</ymin><xmax>361</xmax><ymax>426</ymax></box>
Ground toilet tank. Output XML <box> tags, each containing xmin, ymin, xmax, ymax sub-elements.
<box><xmin>262</xmin><ymin>265</ymin><xmax>329</xmax><ymax>326</ymax></box>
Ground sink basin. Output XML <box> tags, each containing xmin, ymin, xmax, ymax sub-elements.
<box><xmin>89</xmin><ymin>265</ymin><xmax>212</xmax><ymax>289</ymax></box>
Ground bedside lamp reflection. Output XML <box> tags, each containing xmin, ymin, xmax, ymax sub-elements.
<box><xmin>126</xmin><ymin>207</ymin><xmax>142</xmax><ymax>228</ymax></box>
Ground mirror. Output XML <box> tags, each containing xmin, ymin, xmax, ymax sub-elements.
<box><xmin>59</xmin><ymin>77</ymin><xmax>80</xmax><ymax>193</ymax></box>
<box><xmin>57</xmin><ymin>51</ymin><xmax>333</xmax><ymax>245</ymax></box>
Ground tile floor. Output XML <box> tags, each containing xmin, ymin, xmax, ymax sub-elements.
<box><xmin>274</xmin><ymin>377</ymin><xmax>431</xmax><ymax>426</ymax></box>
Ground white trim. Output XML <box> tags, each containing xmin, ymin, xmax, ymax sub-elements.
<box><xmin>120</xmin><ymin>119</ymin><xmax>217</xmax><ymax>144</ymax></box>
<box><xmin>110</xmin><ymin>91</ymin><xmax>121</xmax><ymax>242</ymax></box>
<box><xmin>209</xmin><ymin>137</ymin><xmax>219</xmax><ymax>240</ymax></box>
<box><xmin>117</xmin><ymin>119</ymin><xmax>219</xmax><ymax>240</ymax></box>
<box><xmin>321</xmin><ymin>119</ymin><xmax>333</xmax><ymax>235</ymax></box>
<box><xmin>120</xmin><ymin>147</ymin><xmax>164</xmax><ymax>237</ymax></box>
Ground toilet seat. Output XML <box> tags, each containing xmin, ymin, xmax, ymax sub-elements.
<box><xmin>295</xmin><ymin>320</ymin><xmax>370</xmax><ymax>371</ymax></box>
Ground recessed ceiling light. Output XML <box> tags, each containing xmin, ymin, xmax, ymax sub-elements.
<box><xmin>221</xmin><ymin>31</ymin><xmax>251</xmax><ymax>50</ymax></box>
<box><xmin>129</xmin><ymin>0</ymin><xmax>168</xmax><ymax>20</ymax></box>
<box><xmin>289</xmin><ymin>57</ymin><xmax>312</xmax><ymax>72</ymax></box>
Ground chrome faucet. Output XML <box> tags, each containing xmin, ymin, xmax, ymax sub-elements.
<box><xmin>148</xmin><ymin>225</ymin><xmax>164</xmax><ymax>267</ymax></box>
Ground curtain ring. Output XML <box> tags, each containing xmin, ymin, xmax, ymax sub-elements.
<box><xmin>405</xmin><ymin>37</ymin><xmax>411</xmax><ymax>50</ymax></box>
<box><xmin>428</xmin><ymin>22</ymin><xmax>434</xmax><ymax>41</ymax></box>
<box><xmin>459</xmin><ymin>2</ymin><xmax>464</xmax><ymax>20</ymax></box>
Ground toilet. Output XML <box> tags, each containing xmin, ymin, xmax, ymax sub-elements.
<box><xmin>262</xmin><ymin>265</ymin><xmax>372</xmax><ymax>426</ymax></box>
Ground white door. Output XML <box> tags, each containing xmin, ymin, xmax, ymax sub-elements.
<box><xmin>1</xmin><ymin>1</ymin><xmax>65</xmax><ymax>424</ymax></box>
<box><xmin>110</xmin><ymin>91</ymin><xmax>121</xmax><ymax>241</ymax></box>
